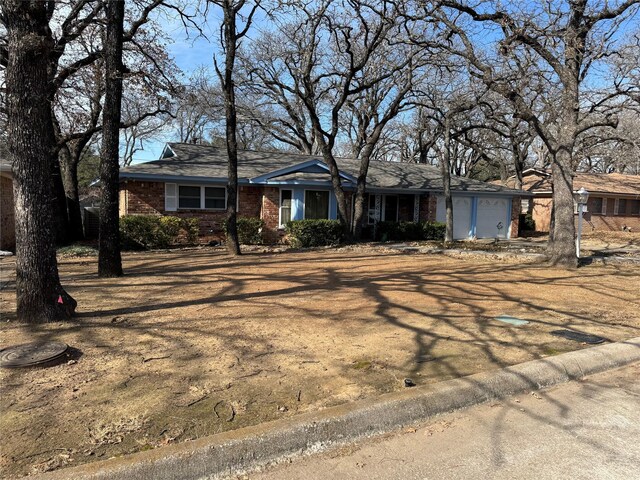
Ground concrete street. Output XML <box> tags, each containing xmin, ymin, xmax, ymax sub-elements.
<box><xmin>246</xmin><ymin>362</ymin><xmax>640</xmax><ymax>480</ymax></box>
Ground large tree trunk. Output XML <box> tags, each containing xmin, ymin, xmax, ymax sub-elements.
<box><xmin>547</xmin><ymin>149</ymin><xmax>576</xmax><ymax>267</ymax></box>
<box><xmin>352</xmin><ymin>143</ymin><xmax>376</xmax><ymax>240</ymax></box>
<box><xmin>59</xmin><ymin>144</ymin><xmax>85</xmax><ymax>241</ymax></box>
<box><xmin>320</xmin><ymin>146</ymin><xmax>351</xmax><ymax>238</ymax></box>
<box><xmin>98</xmin><ymin>0</ymin><xmax>124</xmax><ymax>277</ymax></box>
<box><xmin>51</xmin><ymin>154</ymin><xmax>71</xmax><ymax>245</ymax></box>
<box><xmin>547</xmin><ymin>80</ymin><xmax>579</xmax><ymax>267</ymax></box>
<box><xmin>221</xmin><ymin>6</ymin><xmax>241</xmax><ymax>256</ymax></box>
<box><xmin>442</xmin><ymin>121</ymin><xmax>454</xmax><ymax>244</ymax></box>
<box><xmin>5</xmin><ymin>0</ymin><xmax>77</xmax><ymax>322</ymax></box>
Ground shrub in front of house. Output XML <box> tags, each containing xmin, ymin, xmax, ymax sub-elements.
<box><xmin>519</xmin><ymin>213</ymin><xmax>535</xmax><ymax>234</ymax></box>
<box><xmin>286</xmin><ymin>219</ymin><xmax>345</xmax><ymax>248</ymax></box>
<box><xmin>376</xmin><ymin>221</ymin><xmax>424</xmax><ymax>241</ymax></box>
<box><xmin>375</xmin><ymin>221</ymin><xmax>444</xmax><ymax>241</ymax></box>
<box><xmin>224</xmin><ymin>217</ymin><xmax>265</xmax><ymax>245</ymax></box>
<box><xmin>120</xmin><ymin>215</ymin><xmax>200</xmax><ymax>250</ymax></box>
<box><xmin>422</xmin><ymin>221</ymin><xmax>446</xmax><ymax>240</ymax></box>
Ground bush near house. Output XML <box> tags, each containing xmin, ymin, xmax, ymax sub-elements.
<box><xmin>376</xmin><ymin>221</ymin><xmax>423</xmax><ymax>241</ymax></box>
<box><xmin>224</xmin><ymin>217</ymin><xmax>265</xmax><ymax>245</ymax></box>
<box><xmin>120</xmin><ymin>215</ymin><xmax>199</xmax><ymax>250</ymax></box>
<box><xmin>286</xmin><ymin>219</ymin><xmax>345</xmax><ymax>248</ymax></box>
<box><xmin>376</xmin><ymin>221</ymin><xmax>446</xmax><ymax>242</ymax></box>
<box><xmin>422</xmin><ymin>221</ymin><xmax>446</xmax><ymax>240</ymax></box>
<box><xmin>519</xmin><ymin>213</ymin><xmax>536</xmax><ymax>234</ymax></box>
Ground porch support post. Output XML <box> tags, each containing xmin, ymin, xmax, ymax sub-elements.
<box><xmin>413</xmin><ymin>194</ymin><xmax>420</xmax><ymax>222</ymax></box>
<box><xmin>373</xmin><ymin>194</ymin><xmax>382</xmax><ymax>237</ymax></box>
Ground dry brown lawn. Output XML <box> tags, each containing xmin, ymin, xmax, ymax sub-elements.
<box><xmin>1</xmin><ymin>246</ymin><xmax>639</xmax><ymax>477</ymax></box>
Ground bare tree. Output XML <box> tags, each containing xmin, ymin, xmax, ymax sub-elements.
<box><xmin>246</xmin><ymin>1</ymin><xmax>422</xmax><ymax>238</ymax></box>
<box><xmin>411</xmin><ymin>0</ymin><xmax>640</xmax><ymax>266</ymax></box>
<box><xmin>98</xmin><ymin>0</ymin><xmax>126</xmax><ymax>277</ymax></box>
<box><xmin>2</xmin><ymin>0</ymin><xmax>77</xmax><ymax>322</ymax></box>
<box><xmin>211</xmin><ymin>0</ymin><xmax>261</xmax><ymax>256</ymax></box>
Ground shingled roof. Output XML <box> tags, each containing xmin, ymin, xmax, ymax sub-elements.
<box><xmin>498</xmin><ymin>170</ymin><xmax>640</xmax><ymax>196</ymax></box>
<box><xmin>120</xmin><ymin>143</ymin><xmax>526</xmax><ymax>195</ymax></box>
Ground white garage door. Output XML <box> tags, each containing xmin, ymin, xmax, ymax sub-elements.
<box><xmin>436</xmin><ymin>195</ymin><xmax>472</xmax><ymax>239</ymax></box>
<box><xmin>476</xmin><ymin>197</ymin><xmax>509</xmax><ymax>239</ymax></box>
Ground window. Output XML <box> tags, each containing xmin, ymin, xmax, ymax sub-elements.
<box><xmin>368</xmin><ymin>194</ymin><xmax>376</xmax><ymax>224</ymax></box>
<box><xmin>630</xmin><ymin>199</ymin><xmax>640</xmax><ymax>216</ymax></box>
<box><xmin>280</xmin><ymin>189</ymin><xmax>292</xmax><ymax>226</ymax></box>
<box><xmin>617</xmin><ymin>199</ymin><xmax>627</xmax><ymax>215</ymax></box>
<box><xmin>205</xmin><ymin>187</ymin><xmax>225</xmax><ymax>209</ymax></box>
<box><xmin>383</xmin><ymin>195</ymin><xmax>398</xmax><ymax>222</ymax></box>
<box><xmin>178</xmin><ymin>186</ymin><xmax>201</xmax><ymax>209</ymax></box>
<box><xmin>304</xmin><ymin>190</ymin><xmax>329</xmax><ymax>219</ymax></box>
<box><xmin>178</xmin><ymin>185</ymin><xmax>226</xmax><ymax>210</ymax></box>
<box><xmin>589</xmin><ymin>197</ymin><xmax>604</xmax><ymax>215</ymax></box>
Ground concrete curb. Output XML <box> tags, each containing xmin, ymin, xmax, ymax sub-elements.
<box><xmin>34</xmin><ymin>337</ymin><xmax>640</xmax><ymax>480</ymax></box>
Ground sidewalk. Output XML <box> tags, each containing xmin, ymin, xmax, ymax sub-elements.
<box><xmin>249</xmin><ymin>362</ymin><xmax>640</xmax><ymax>480</ymax></box>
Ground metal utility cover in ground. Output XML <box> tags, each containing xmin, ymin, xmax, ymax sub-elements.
<box><xmin>551</xmin><ymin>330</ymin><xmax>606</xmax><ymax>344</ymax></box>
<box><xmin>0</xmin><ymin>341</ymin><xmax>68</xmax><ymax>368</ymax></box>
<box><xmin>495</xmin><ymin>315</ymin><xmax>530</xmax><ymax>326</ymax></box>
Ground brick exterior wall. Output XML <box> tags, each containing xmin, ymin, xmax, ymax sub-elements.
<box><xmin>1</xmin><ymin>175</ymin><xmax>15</xmax><ymax>251</ymax></box>
<box><xmin>261</xmin><ymin>186</ymin><xmax>281</xmax><ymax>243</ymax></box>
<box><xmin>120</xmin><ymin>180</ymin><xmax>165</xmax><ymax>215</ymax></box>
<box><xmin>531</xmin><ymin>194</ymin><xmax>640</xmax><ymax>233</ymax></box>
<box><xmin>238</xmin><ymin>186</ymin><xmax>262</xmax><ymax>218</ymax></box>
<box><xmin>510</xmin><ymin>196</ymin><xmax>520</xmax><ymax>238</ymax></box>
<box><xmin>418</xmin><ymin>193</ymin><xmax>437</xmax><ymax>222</ymax></box>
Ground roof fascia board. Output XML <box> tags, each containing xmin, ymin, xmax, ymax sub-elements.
<box><xmin>120</xmin><ymin>172</ymin><xmax>236</xmax><ymax>184</ymax></box>
<box><xmin>250</xmin><ymin>159</ymin><xmax>356</xmax><ymax>184</ymax></box>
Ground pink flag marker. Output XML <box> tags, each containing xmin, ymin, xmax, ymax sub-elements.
<box><xmin>57</xmin><ymin>295</ymin><xmax>63</xmax><ymax>304</ymax></box>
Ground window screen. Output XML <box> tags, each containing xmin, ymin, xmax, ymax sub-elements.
<box><xmin>205</xmin><ymin>187</ymin><xmax>226</xmax><ymax>209</ymax></box>
<box><xmin>179</xmin><ymin>186</ymin><xmax>201</xmax><ymax>209</ymax></box>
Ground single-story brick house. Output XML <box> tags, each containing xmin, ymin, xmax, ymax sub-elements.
<box><xmin>501</xmin><ymin>169</ymin><xmax>640</xmax><ymax>232</ymax></box>
<box><xmin>0</xmin><ymin>162</ymin><xmax>15</xmax><ymax>251</ymax></box>
<box><xmin>119</xmin><ymin>143</ymin><xmax>527</xmax><ymax>242</ymax></box>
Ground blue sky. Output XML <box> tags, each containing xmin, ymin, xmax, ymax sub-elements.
<box><xmin>129</xmin><ymin>4</ymin><xmax>273</xmax><ymax>163</ymax></box>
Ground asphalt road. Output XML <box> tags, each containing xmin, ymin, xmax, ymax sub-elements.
<box><xmin>245</xmin><ymin>362</ymin><xmax>640</xmax><ymax>480</ymax></box>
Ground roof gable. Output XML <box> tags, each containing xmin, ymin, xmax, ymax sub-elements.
<box><xmin>251</xmin><ymin>158</ymin><xmax>355</xmax><ymax>184</ymax></box>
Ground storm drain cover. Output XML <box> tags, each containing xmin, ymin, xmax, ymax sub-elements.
<box><xmin>0</xmin><ymin>341</ymin><xmax>68</xmax><ymax>368</ymax></box>
<box><xmin>550</xmin><ymin>330</ymin><xmax>605</xmax><ymax>345</ymax></box>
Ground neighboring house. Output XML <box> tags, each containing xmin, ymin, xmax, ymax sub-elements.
<box><xmin>0</xmin><ymin>162</ymin><xmax>15</xmax><ymax>251</ymax></box>
<box><xmin>502</xmin><ymin>169</ymin><xmax>640</xmax><ymax>232</ymax></box>
<box><xmin>119</xmin><ymin>143</ymin><xmax>526</xmax><ymax>242</ymax></box>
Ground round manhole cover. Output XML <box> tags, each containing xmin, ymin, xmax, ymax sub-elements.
<box><xmin>0</xmin><ymin>341</ymin><xmax>68</xmax><ymax>368</ymax></box>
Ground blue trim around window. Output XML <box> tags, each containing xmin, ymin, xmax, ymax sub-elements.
<box><xmin>292</xmin><ymin>189</ymin><xmax>305</xmax><ymax>220</ymax></box>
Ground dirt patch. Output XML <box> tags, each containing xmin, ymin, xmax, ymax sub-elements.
<box><xmin>1</xmin><ymin>247</ymin><xmax>639</xmax><ymax>477</ymax></box>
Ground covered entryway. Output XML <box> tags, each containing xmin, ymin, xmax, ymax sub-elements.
<box><xmin>476</xmin><ymin>197</ymin><xmax>509</xmax><ymax>239</ymax></box>
<box><xmin>436</xmin><ymin>195</ymin><xmax>472</xmax><ymax>239</ymax></box>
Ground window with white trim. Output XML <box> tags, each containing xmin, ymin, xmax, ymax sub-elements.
<box><xmin>204</xmin><ymin>187</ymin><xmax>226</xmax><ymax>209</ymax></box>
<box><xmin>280</xmin><ymin>189</ymin><xmax>292</xmax><ymax>227</ymax></box>
<box><xmin>177</xmin><ymin>185</ymin><xmax>226</xmax><ymax>210</ymax></box>
<box><xmin>304</xmin><ymin>190</ymin><xmax>329</xmax><ymax>219</ymax></box>
<box><xmin>178</xmin><ymin>186</ymin><xmax>201</xmax><ymax>209</ymax></box>
<box><xmin>617</xmin><ymin>198</ymin><xmax>627</xmax><ymax>215</ymax></box>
